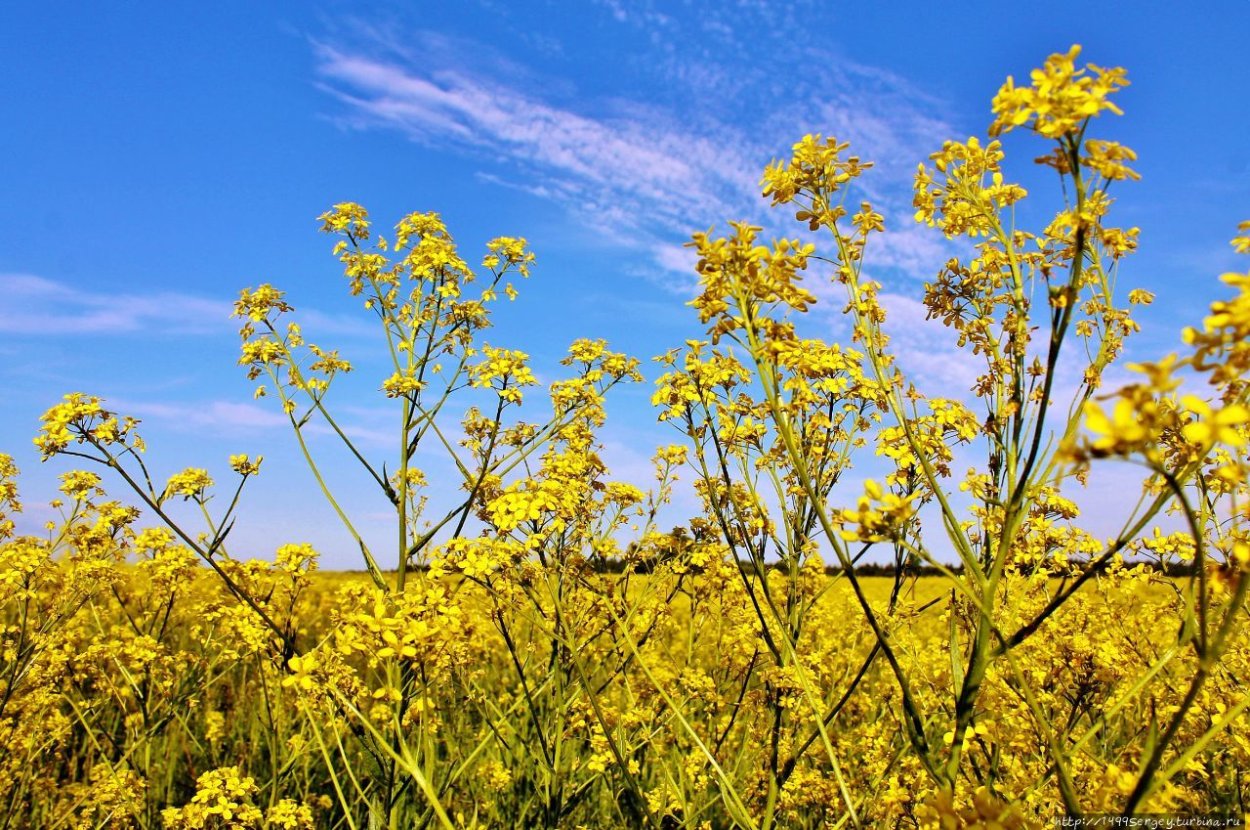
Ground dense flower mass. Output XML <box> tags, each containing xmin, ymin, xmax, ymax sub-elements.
<box><xmin>8</xmin><ymin>46</ymin><xmax>1249</xmax><ymax>829</ymax></box>
<box><xmin>990</xmin><ymin>44</ymin><xmax>1129</xmax><ymax>138</ymax></box>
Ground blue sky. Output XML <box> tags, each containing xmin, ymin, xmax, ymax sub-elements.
<box><xmin>3</xmin><ymin>1</ymin><xmax>1248</xmax><ymax>567</ymax></box>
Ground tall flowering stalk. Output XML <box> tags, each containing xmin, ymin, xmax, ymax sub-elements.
<box><xmin>656</xmin><ymin>44</ymin><xmax>1250</xmax><ymax>821</ymax></box>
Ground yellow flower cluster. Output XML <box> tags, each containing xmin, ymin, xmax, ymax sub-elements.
<box><xmin>165</xmin><ymin>467</ymin><xmax>214</xmax><ymax>500</ymax></box>
<box><xmin>1185</xmin><ymin>266</ymin><xmax>1250</xmax><ymax>385</ymax></box>
<box><xmin>990</xmin><ymin>44</ymin><xmax>1129</xmax><ymax>138</ymax></box>
<box><xmin>0</xmin><ymin>455</ymin><xmax>18</xmax><ymax>541</ymax></box>
<box><xmin>483</xmin><ymin>235</ymin><xmax>534</xmax><ymax>276</ymax></box>
<box><xmin>232</xmin><ymin>283</ymin><xmax>292</xmax><ymax>323</ymax></box>
<box><xmin>14</xmin><ymin>46</ymin><xmax>1250</xmax><ymax>829</ymax></box>
<box><xmin>469</xmin><ymin>344</ymin><xmax>538</xmax><ymax>403</ymax></box>
<box><xmin>914</xmin><ymin>137</ymin><xmax>1026</xmax><ymax>238</ymax></box>
<box><xmin>34</xmin><ymin>393</ymin><xmax>141</xmax><ymax>460</ymax></box>
<box><xmin>161</xmin><ymin>766</ymin><xmax>263</xmax><ymax>828</ymax></box>
<box><xmin>688</xmin><ymin>221</ymin><xmax>816</xmax><ymax>336</ymax></box>
<box><xmin>761</xmin><ymin>134</ymin><xmax>872</xmax><ymax>221</ymax></box>
<box><xmin>229</xmin><ymin>453</ymin><xmax>263</xmax><ymax>476</ymax></box>
<box><xmin>161</xmin><ymin>766</ymin><xmax>316</xmax><ymax>829</ymax></box>
<box><xmin>433</xmin><ymin>536</ymin><xmax>522</xmax><ymax>579</ymax></box>
<box><xmin>835</xmin><ymin>479</ymin><xmax>918</xmax><ymax>541</ymax></box>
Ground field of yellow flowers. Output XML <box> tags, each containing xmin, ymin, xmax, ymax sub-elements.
<box><xmin>3</xmin><ymin>46</ymin><xmax>1249</xmax><ymax>828</ymax></box>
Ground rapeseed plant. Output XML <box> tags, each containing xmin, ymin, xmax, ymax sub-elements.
<box><xmin>6</xmin><ymin>46</ymin><xmax>1249</xmax><ymax>828</ymax></box>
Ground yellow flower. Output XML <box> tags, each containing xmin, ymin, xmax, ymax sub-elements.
<box><xmin>34</xmin><ymin>393</ymin><xmax>131</xmax><ymax>459</ymax></box>
<box><xmin>1081</xmin><ymin>397</ymin><xmax>1154</xmax><ymax>457</ymax></box>
<box><xmin>283</xmin><ymin>653</ymin><xmax>320</xmax><ymax>691</ymax></box>
<box><xmin>317</xmin><ymin>201</ymin><xmax>371</xmax><ymax>239</ymax></box>
<box><xmin>203</xmin><ymin>709</ymin><xmax>226</xmax><ymax>745</ymax></box>
<box><xmin>58</xmin><ymin>470</ymin><xmax>103</xmax><ymax>499</ymax></box>
<box><xmin>381</xmin><ymin>370</ymin><xmax>426</xmax><ymax>398</ymax></box>
<box><xmin>470</xmin><ymin>345</ymin><xmax>538</xmax><ymax>403</ymax></box>
<box><xmin>1180</xmin><ymin>395</ymin><xmax>1249</xmax><ymax>448</ymax></box>
<box><xmin>164</xmin><ymin>468</ymin><xmax>214</xmax><ymax>500</ymax></box>
<box><xmin>266</xmin><ymin>799</ymin><xmax>315</xmax><ymax>830</ymax></box>
<box><xmin>484</xmin><ymin>236</ymin><xmax>535</xmax><ymax>276</ymax></box>
<box><xmin>162</xmin><ymin>766</ymin><xmax>263</xmax><ymax>829</ymax></box>
<box><xmin>990</xmin><ymin>45</ymin><xmax>1129</xmax><ymax>139</ymax></box>
<box><xmin>1232</xmin><ymin>219</ymin><xmax>1250</xmax><ymax>255</ymax></box>
<box><xmin>274</xmin><ymin>542</ymin><xmax>318</xmax><ymax>574</ymax></box>
<box><xmin>228</xmin><ymin>453</ymin><xmax>263</xmax><ymax>476</ymax></box>
<box><xmin>836</xmin><ymin>479</ymin><xmax>917</xmax><ymax>542</ymax></box>
<box><xmin>232</xmin><ymin>283</ymin><xmax>292</xmax><ymax>323</ymax></box>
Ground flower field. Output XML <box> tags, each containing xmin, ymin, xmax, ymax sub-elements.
<box><xmin>3</xmin><ymin>46</ymin><xmax>1249</xmax><ymax>828</ymax></box>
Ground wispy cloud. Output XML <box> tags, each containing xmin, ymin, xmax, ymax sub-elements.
<box><xmin>311</xmin><ymin>13</ymin><xmax>956</xmax><ymax>287</ymax></box>
<box><xmin>876</xmin><ymin>291</ymin><xmax>983</xmax><ymax>394</ymax></box>
<box><xmin>294</xmin><ymin>308</ymin><xmax>381</xmax><ymax>341</ymax></box>
<box><xmin>651</xmin><ymin>243</ymin><xmax>700</xmax><ymax>279</ymax></box>
<box><xmin>113</xmin><ymin>398</ymin><xmax>289</xmax><ymax>431</ymax></box>
<box><xmin>114</xmin><ymin>396</ymin><xmax>411</xmax><ymax>450</ymax></box>
<box><xmin>0</xmin><ymin>273</ymin><xmax>234</xmax><ymax>336</ymax></box>
<box><xmin>0</xmin><ymin>273</ymin><xmax>382</xmax><ymax>344</ymax></box>
<box><xmin>314</xmin><ymin>44</ymin><xmax>762</xmax><ymax>251</ymax></box>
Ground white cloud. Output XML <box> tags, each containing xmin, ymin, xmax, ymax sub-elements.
<box><xmin>311</xmin><ymin>20</ymin><xmax>956</xmax><ymax>288</ymax></box>
<box><xmin>876</xmin><ymin>291</ymin><xmax>983</xmax><ymax>395</ymax></box>
<box><xmin>314</xmin><ymin>45</ymin><xmax>763</xmax><ymax>243</ymax></box>
<box><xmin>872</xmin><ymin>221</ymin><xmax>960</xmax><ymax>277</ymax></box>
<box><xmin>652</xmin><ymin>243</ymin><xmax>699</xmax><ymax>278</ymax></box>
<box><xmin>0</xmin><ymin>273</ymin><xmax>383</xmax><ymax>346</ymax></box>
<box><xmin>114</xmin><ymin>398</ymin><xmax>289</xmax><ymax>431</ymax></box>
<box><xmin>0</xmin><ymin>273</ymin><xmax>233</xmax><ymax>336</ymax></box>
<box><xmin>295</xmin><ymin>307</ymin><xmax>381</xmax><ymax>340</ymax></box>
<box><xmin>113</xmin><ymin>396</ymin><xmax>418</xmax><ymax>451</ymax></box>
